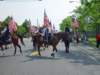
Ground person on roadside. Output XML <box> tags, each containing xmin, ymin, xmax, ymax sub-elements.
<box><xmin>96</xmin><ymin>33</ymin><xmax>100</xmax><ymax>48</ymax></box>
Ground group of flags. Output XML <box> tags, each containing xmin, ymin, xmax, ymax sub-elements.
<box><xmin>44</xmin><ymin>9</ymin><xmax>79</xmax><ymax>31</ymax></box>
<box><xmin>26</xmin><ymin>9</ymin><xmax>56</xmax><ymax>33</ymax></box>
<box><xmin>3</xmin><ymin>9</ymin><xmax>55</xmax><ymax>35</ymax></box>
<box><xmin>3</xmin><ymin>10</ymin><xmax>79</xmax><ymax>34</ymax></box>
<box><xmin>43</xmin><ymin>9</ymin><xmax>55</xmax><ymax>31</ymax></box>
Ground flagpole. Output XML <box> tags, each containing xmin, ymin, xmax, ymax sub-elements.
<box><xmin>37</xmin><ymin>18</ymin><xmax>39</xmax><ymax>28</ymax></box>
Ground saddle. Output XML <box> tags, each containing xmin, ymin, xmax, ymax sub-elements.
<box><xmin>43</xmin><ymin>33</ymin><xmax>53</xmax><ymax>44</ymax></box>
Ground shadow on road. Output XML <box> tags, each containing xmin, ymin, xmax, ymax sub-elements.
<box><xmin>0</xmin><ymin>55</ymin><xmax>14</xmax><ymax>58</ymax></box>
<box><xmin>23</xmin><ymin>49</ymin><xmax>33</xmax><ymax>53</ymax></box>
<box><xmin>22</xmin><ymin>55</ymin><xmax>60</xmax><ymax>63</ymax></box>
<box><xmin>56</xmin><ymin>50</ymin><xmax>100</xmax><ymax>65</ymax></box>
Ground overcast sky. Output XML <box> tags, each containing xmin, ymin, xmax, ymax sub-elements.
<box><xmin>0</xmin><ymin>0</ymin><xmax>80</xmax><ymax>30</ymax></box>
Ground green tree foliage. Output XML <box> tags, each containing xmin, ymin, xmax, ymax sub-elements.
<box><xmin>1</xmin><ymin>16</ymin><xmax>10</xmax><ymax>30</ymax></box>
<box><xmin>21</xmin><ymin>19</ymin><xmax>29</xmax><ymax>33</ymax></box>
<box><xmin>74</xmin><ymin>0</ymin><xmax>100</xmax><ymax>32</ymax></box>
<box><xmin>17</xmin><ymin>25</ymin><xmax>27</xmax><ymax>36</ymax></box>
<box><xmin>0</xmin><ymin>17</ymin><xmax>29</xmax><ymax>35</ymax></box>
<box><xmin>59</xmin><ymin>16</ymin><xmax>71</xmax><ymax>31</ymax></box>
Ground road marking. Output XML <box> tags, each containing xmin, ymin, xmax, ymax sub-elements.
<box><xmin>30</xmin><ymin>51</ymin><xmax>38</xmax><ymax>56</ymax></box>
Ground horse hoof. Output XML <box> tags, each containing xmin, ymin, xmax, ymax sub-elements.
<box><xmin>51</xmin><ymin>53</ymin><xmax>55</xmax><ymax>57</ymax></box>
<box><xmin>66</xmin><ymin>51</ymin><xmax>69</xmax><ymax>53</ymax></box>
<box><xmin>21</xmin><ymin>53</ymin><xmax>23</xmax><ymax>56</ymax></box>
<box><xmin>39</xmin><ymin>54</ymin><xmax>41</xmax><ymax>56</ymax></box>
<box><xmin>56</xmin><ymin>50</ymin><xmax>58</xmax><ymax>52</ymax></box>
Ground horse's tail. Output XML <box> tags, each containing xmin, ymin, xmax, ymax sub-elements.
<box><xmin>18</xmin><ymin>35</ymin><xmax>25</xmax><ymax>46</ymax></box>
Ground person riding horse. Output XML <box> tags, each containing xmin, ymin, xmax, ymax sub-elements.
<box><xmin>0</xmin><ymin>25</ymin><xmax>11</xmax><ymax>44</ymax></box>
<box><xmin>65</xmin><ymin>27</ymin><xmax>70</xmax><ymax>33</ymax></box>
<box><xmin>8</xmin><ymin>17</ymin><xmax>23</xmax><ymax>55</ymax></box>
<box><xmin>31</xmin><ymin>31</ymin><xmax>70</xmax><ymax>56</ymax></box>
<box><xmin>39</xmin><ymin>26</ymin><xmax>53</xmax><ymax>46</ymax></box>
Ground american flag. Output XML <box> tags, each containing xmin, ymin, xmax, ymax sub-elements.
<box><xmin>43</xmin><ymin>9</ymin><xmax>49</xmax><ymax>27</ymax></box>
<box><xmin>71</xmin><ymin>16</ymin><xmax>79</xmax><ymax>29</ymax></box>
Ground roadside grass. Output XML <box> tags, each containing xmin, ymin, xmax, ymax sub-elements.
<box><xmin>88</xmin><ymin>37</ymin><xmax>96</xmax><ymax>46</ymax></box>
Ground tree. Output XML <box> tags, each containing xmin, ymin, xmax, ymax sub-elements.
<box><xmin>59</xmin><ymin>16</ymin><xmax>71</xmax><ymax>31</ymax></box>
<box><xmin>21</xmin><ymin>19</ymin><xmax>29</xmax><ymax>33</ymax></box>
<box><xmin>1</xmin><ymin>16</ymin><xmax>10</xmax><ymax>30</ymax></box>
<box><xmin>74</xmin><ymin>0</ymin><xmax>100</xmax><ymax>32</ymax></box>
<box><xmin>17</xmin><ymin>25</ymin><xmax>27</xmax><ymax>36</ymax></box>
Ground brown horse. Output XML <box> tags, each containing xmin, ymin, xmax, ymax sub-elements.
<box><xmin>32</xmin><ymin>32</ymin><xmax>70</xmax><ymax>56</ymax></box>
<box><xmin>0</xmin><ymin>33</ymin><xmax>24</xmax><ymax>56</ymax></box>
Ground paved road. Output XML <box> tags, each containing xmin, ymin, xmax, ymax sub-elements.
<box><xmin>0</xmin><ymin>38</ymin><xmax>100</xmax><ymax>75</ymax></box>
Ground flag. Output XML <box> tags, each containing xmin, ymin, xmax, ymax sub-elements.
<box><xmin>28</xmin><ymin>20</ymin><xmax>34</xmax><ymax>33</ymax></box>
<box><xmin>71</xmin><ymin>16</ymin><xmax>79</xmax><ymax>29</ymax></box>
<box><xmin>52</xmin><ymin>24</ymin><xmax>56</xmax><ymax>33</ymax></box>
<box><xmin>8</xmin><ymin>19</ymin><xmax>17</xmax><ymax>33</ymax></box>
<box><xmin>53</xmin><ymin>24</ymin><xmax>55</xmax><ymax>30</ymax></box>
<box><xmin>49</xmin><ymin>20</ymin><xmax>52</xmax><ymax>28</ymax></box>
<box><xmin>43</xmin><ymin>9</ymin><xmax>49</xmax><ymax>27</ymax></box>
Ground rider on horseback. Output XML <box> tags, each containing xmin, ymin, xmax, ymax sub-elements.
<box><xmin>42</xmin><ymin>26</ymin><xmax>49</xmax><ymax>44</ymax></box>
<box><xmin>38</xmin><ymin>25</ymin><xmax>52</xmax><ymax>46</ymax></box>
<box><xmin>0</xmin><ymin>24</ymin><xmax>11</xmax><ymax>44</ymax></box>
<box><xmin>65</xmin><ymin>27</ymin><xmax>70</xmax><ymax>33</ymax></box>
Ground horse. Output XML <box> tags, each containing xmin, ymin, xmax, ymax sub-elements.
<box><xmin>32</xmin><ymin>32</ymin><xmax>70</xmax><ymax>56</ymax></box>
<box><xmin>0</xmin><ymin>32</ymin><xmax>25</xmax><ymax>56</ymax></box>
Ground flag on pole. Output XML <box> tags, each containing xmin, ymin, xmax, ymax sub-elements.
<box><xmin>28</xmin><ymin>20</ymin><xmax>34</xmax><ymax>33</ymax></box>
<box><xmin>48</xmin><ymin>20</ymin><xmax>52</xmax><ymax>28</ymax></box>
<box><xmin>43</xmin><ymin>9</ymin><xmax>49</xmax><ymax>27</ymax></box>
<box><xmin>53</xmin><ymin>24</ymin><xmax>55</xmax><ymax>30</ymax></box>
<box><xmin>8</xmin><ymin>18</ymin><xmax>17</xmax><ymax>33</ymax></box>
<box><xmin>52</xmin><ymin>24</ymin><xmax>56</xmax><ymax>33</ymax></box>
<box><xmin>71</xmin><ymin>16</ymin><xmax>79</xmax><ymax>29</ymax></box>
<box><xmin>37</xmin><ymin>18</ymin><xmax>40</xmax><ymax>27</ymax></box>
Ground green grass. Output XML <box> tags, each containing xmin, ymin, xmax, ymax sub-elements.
<box><xmin>88</xmin><ymin>37</ymin><xmax>96</xmax><ymax>46</ymax></box>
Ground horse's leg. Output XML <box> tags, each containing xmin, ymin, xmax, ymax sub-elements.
<box><xmin>53</xmin><ymin>45</ymin><xmax>58</xmax><ymax>52</ymax></box>
<box><xmin>14</xmin><ymin>45</ymin><xmax>17</xmax><ymax>56</ymax></box>
<box><xmin>5</xmin><ymin>45</ymin><xmax>8</xmax><ymax>49</ymax></box>
<box><xmin>64</xmin><ymin>41</ymin><xmax>70</xmax><ymax>53</ymax></box>
<box><xmin>33</xmin><ymin>40</ymin><xmax>36</xmax><ymax>50</ymax></box>
<box><xmin>37</xmin><ymin>45</ymin><xmax>41</xmax><ymax>56</ymax></box>
<box><xmin>16</xmin><ymin>44</ymin><xmax>22</xmax><ymax>55</ymax></box>
<box><xmin>0</xmin><ymin>45</ymin><xmax>5</xmax><ymax>55</ymax></box>
<box><xmin>55</xmin><ymin>47</ymin><xmax>57</xmax><ymax>52</ymax></box>
<box><xmin>19</xmin><ymin>36</ymin><xmax>25</xmax><ymax>46</ymax></box>
<box><xmin>51</xmin><ymin>45</ymin><xmax>57</xmax><ymax>57</ymax></box>
<box><xmin>0</xmin><ymin>45</ymin><xmax>4</xmax><ymax>51</ymax></box>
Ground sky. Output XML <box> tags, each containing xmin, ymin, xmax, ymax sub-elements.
<box><xmin>0</xmin><ymin>0</ymin><xmax>80</xmax><ymax>30</ymax></box>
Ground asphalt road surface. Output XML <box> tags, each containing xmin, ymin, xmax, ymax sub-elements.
<box><xmin>0</xmin><ymin>38</ymin><xmax>100</xmax><ymax>75</ymax></box>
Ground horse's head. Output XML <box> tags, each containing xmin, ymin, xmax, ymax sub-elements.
<box><xmin>32</xmin><ymin>32</ymin><xmax>42</xmax><ymax>38</ymax></box>
<box><xmin>32</xmin><ymin>32</ymin><xmax>43</xmax><ymax>44</ymax></box>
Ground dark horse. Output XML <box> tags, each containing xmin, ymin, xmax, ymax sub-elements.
<box><xmin>0</xmin><ymin>32</ymin><xmax>24</xmax><ymax>56</ymax></box>
<box><xmin>32</xmin><ymin>32</ymin><xmax>70</xmax><ymax>56</ymax></box>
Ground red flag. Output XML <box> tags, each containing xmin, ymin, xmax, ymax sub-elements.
<box><xmin>43</xmin><ymin>9</ymin><xmax>49</xmax><ymax>27</ymax></box>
